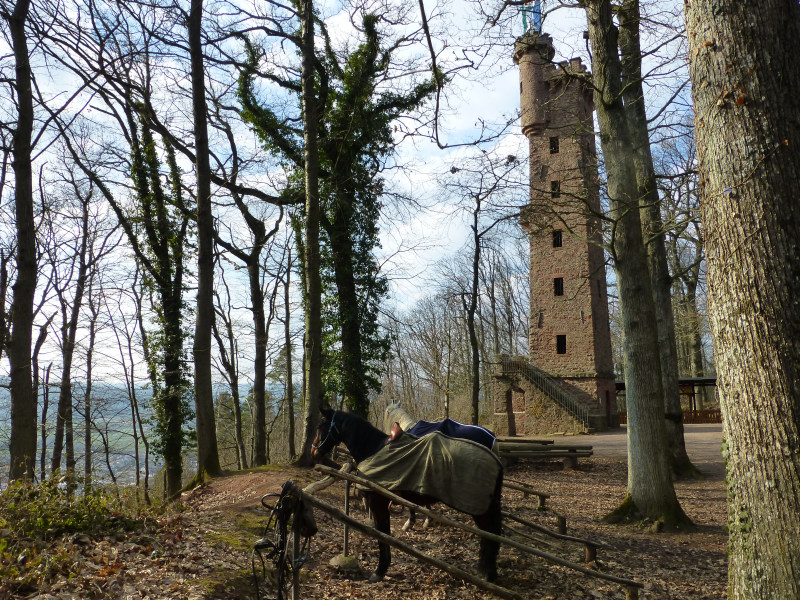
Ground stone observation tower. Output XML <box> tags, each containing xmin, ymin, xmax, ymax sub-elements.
<box><xmin>493</xmin><ymin>31</ymin><xmax>617</xmax><ymax>435</ymax></box>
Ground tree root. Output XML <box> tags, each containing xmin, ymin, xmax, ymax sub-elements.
<box><xmin>602</xmin><ymin>493</ymin><xmax>694</xmax><ymax>531</ymax></box>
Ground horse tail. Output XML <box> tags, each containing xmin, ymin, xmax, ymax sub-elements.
<box><xmin>490</xmin><ymin>468</ymin><xmax>503</xmax><ymax>533</ymax></box>
<box><xmin>476</xmin><ymin>467</ymin><xmax>503</xmax><ymax>582</ymax></box>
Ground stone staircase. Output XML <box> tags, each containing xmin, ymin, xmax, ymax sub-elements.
<box><xmin>496</xmin><ymin>355</ymin><xmax>599</xmax><ymax>432</ymax></box>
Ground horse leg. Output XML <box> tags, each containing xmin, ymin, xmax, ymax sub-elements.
<box><xmin>367</xmin><ymin>495</ymin><xmax>392</xmax><ymax>582</ymax></box>
<box><xmin>474</xmin><ymin>473</ymin><xmax>503</xmax><ymax>582</ymax></box>
<box><xmin>402</xmin><ymin>509</ymin><xmax>416</xmax><ymax>532</ymax></box>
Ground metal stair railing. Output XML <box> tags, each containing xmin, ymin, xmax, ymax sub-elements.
<box><xmin>499</xmin><ymin>355</ymin><xmax>590</xmax><ymax>430</ymax></box>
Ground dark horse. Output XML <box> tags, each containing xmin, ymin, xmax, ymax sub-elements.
<box><xmin>311</xmin><ymin>407</ymin><xmax>503</xmax><ymax>582</ymax></box>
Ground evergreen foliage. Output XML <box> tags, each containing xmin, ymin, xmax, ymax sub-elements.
<box><xmin>238</xmin><ymin>13</ymin><xmax>435</xmax><ymax>416</ymax></box>
<box><xmin>128</xmin><ymin>110</ymin><xmax>194</xmax><ymax>491</ymax></box>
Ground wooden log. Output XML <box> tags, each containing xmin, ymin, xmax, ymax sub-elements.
<box><xmin>313</xmin><ymin>466</ymin><xmax>643</xmax><ymax>591</ymax></box>
<box><xmin>498</xmin><ymin>451</ymin><xmax>594</xmax><ymax>459</ymax></box>
<box><xmin>503</xmin><ymin>480</ymin><xmax>550</xmax><ymax>510</ymax></box>
<box><xmin>503</xmin><ymin>511</ymin><xmax>607</xmax><ymax>563</ymax></box>
<box><xmin>498</xmin><ymin>443</ymin><xmax>592</xmax><ymax>452</ymax></box>
<box><xmin>502</xmin><ymin>522</ymin><xmax>557</xmax><ymax>549</ymax></box>
<box><xmin>303</xmin><ymin>461</ymin><xmax>354</xmax><ymax>494</ymax></box>
<box><xmin>295</xmin><ymin>484</ymin><xmax>522</xmax><ymax>600</ymax></box>
<box><xmin>503</xmin><ymin>511</ymin><xmax>607</xmax><ymax>548</ymax></box>
<box><xmin>496</xmin><ymin>437</ymin><xmax>554</xmax><ymax>444</ymax></box>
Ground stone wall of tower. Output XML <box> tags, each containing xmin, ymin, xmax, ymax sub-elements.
<box><xmin>509</xmin><ymin>32</ymin><xmax>616</xmax><ymax>428</ymax></box>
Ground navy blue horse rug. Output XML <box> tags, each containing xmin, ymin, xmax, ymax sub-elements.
<box><xmin>407</xmin><ymin>418</ymin><xmax>496</xmax><ymax>450</ymax></box>
<box><xmin>356</xmin><ymin>431</ymin><xmax>502</xmax><ymax>515</ymax></box>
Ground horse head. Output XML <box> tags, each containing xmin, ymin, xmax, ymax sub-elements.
<box><xmin>311</xmin><ymin>407</ymin><xmax>341</xmax><ymax>461</ymax></box>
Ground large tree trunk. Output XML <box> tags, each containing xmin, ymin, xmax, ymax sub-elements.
<box><xmin>617</xmin><ymin>0</ymin><xmax>695</xmax><ymax>477</ymax></box>
<box><xmin>586</xmin><ymin>0</ymin><xmax>688</xmax><ymax>526</ymax></box>
<box><xmin>189</xmin><ymin>0</ymin><xmax>221</xmax><ymax>479</ymax></box>
<box><xmin>296</xmin><ymin>0</ymin><xmax>324</xmax><ymax>466</ymax></box>
<box><xmin>685</xmin><ymin>1</ymin><xmax>800</xmax><ymax>596</ymax></box>
<box><xmin>7</xmin><ymin>0</ymin><xmax>38</xmax><ymax>481</ymax></box>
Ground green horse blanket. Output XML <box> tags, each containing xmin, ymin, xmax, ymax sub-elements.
<box><xmin>356</xmin><ymin>431</ymin><xmax>502</xmax><ymax>515</ymax></box>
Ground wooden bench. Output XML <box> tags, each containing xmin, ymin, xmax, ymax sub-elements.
<box><xmin>495</xmin><ymin>437</ymin><xmax>554</xmax><ymax>445</ymax></box>
<box><xmin>496</xmin><ymin>439</ymin><xmax>593</xmax><ymax>468</ymax></box>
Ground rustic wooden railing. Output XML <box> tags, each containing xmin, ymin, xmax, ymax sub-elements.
<box><xmin>618</xmin><ymin>409</ymin><xmax>721</xmax><ymax>425</ymax></box>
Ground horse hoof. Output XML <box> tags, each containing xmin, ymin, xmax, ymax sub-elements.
<box><xmin>368</xmin><ymin>572</ymin><xmax>385</xmax><ymax>583</ymax></box>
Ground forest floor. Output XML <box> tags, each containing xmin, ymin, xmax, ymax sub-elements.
<box><xmin>7</xmin><ymin>426</ymin><xmax>728</xmax><ymax>600</ymax></box>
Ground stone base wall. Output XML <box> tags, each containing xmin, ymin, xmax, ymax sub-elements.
<box><xmin>493</xmin><ymin>367</ymin><xmax>616</xmax><ymax>435</ymax></box>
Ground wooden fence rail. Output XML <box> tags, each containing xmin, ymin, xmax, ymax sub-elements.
<box><xmin>310</xmin><ymin>466</ymin><xmax>643</xmax><ymax>599</ymax></box>
<box><xmin>618</xmin><ymin>409</ymin><xmax>721</xmax><ymax>425</ymax></box>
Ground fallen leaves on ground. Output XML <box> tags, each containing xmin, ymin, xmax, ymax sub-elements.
<box><xmin>1</xmin><ymin>459</ymin><xmax>727</xmax><ymax>600</ymax></box>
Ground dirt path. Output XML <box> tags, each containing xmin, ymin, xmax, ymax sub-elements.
<box><xmin>9</xmin><ymin>432</ymin><xmax>726</xmax><ymax>600</ymax></box>
<box><xmin>584</xmin><ymin>424</ymin><xmax>725</xmax><ymax>477</ymax></box>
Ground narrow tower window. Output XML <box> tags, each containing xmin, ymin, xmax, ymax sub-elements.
<box><xmin>554</xmin><ymin>277</ymin><xmax>564</xmax><ymax>296</ymax></box>
<box><xmin>552</xmin><ymin>229</ymin><xmax>563</xmax><ymax>248</ymax></box>
<box><xmin>549</xmin><ymin>136</ymin><xmax>560</xmax><ymax>154</ymax></box>
<box><xmin>556</xmin><ymin>335</ymin><xmax>567</xmax><ymax>355</ymax></box>
<box><xmin>551</xmin><ymin>180</ymin><xmax>561</xmax><ymax>198</ymax></box>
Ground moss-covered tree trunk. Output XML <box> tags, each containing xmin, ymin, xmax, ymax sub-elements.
<box><xmin>686</xmin><ymin>0</ymin><xmax>800</xmax><ymax>595</ymax></box>
<box><xmin>326</xmin><ymin>209</ymin><xmax>369</xmax><ymax>417</ymax></box>
<box><xmin>161</xmin><ymin>287</ymin><xmax>187</xmax><ymax>496</ymax></box>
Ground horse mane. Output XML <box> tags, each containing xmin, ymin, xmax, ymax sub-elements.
<box><xmin>334</xmin><ymin>410</ymin><xmax>389</xmax><ymax>462</ymax></box>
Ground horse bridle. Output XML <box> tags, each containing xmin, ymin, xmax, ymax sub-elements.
<box><xmin>312</xmin><ymin>413</ymin><xmax>339</xmax><ymax>452</ymax></box>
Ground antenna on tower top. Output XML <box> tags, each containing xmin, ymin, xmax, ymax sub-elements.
<box><xmin>521</xmin><ymin>0</ymin><xmax>543</xmax><ymax>36</ymax></box>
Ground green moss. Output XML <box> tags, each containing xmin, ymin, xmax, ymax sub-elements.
<box><xmin>602</xmin><ymin>492</ymin><xmax>693</xmax><ymax>530</ymax></box>
<box><xmin>207</xmin><ymin>518</ymin><xmax>263</xmax><ymax>553</ymax></box>
<box><xmin>602</xmin><ymin>493</ymin><xmax>640</xmax><ymax>524</ymax></box>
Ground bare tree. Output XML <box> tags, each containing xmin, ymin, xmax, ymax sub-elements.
<box><xmin>585</xmin><ymin>0</ymin><xmax>689</xmax><ymax>526</ymax></box>
<box><xmin>188</xmin><ymin>0</ymin><xmax>221</xmax><ymax>481</ymax></box>
<box><xmin>5</xmin><ymin>0</ymin><xmax>38</xmax><ymax>481</ymax></box>
<box><xmin>617</xmin><ymin>0</ymin><xmax>695</xmax><ymax>477</ymax></box>
<box><xmin>211</xmin><ymin>267</ymin><xmax>248</xmax><ymax>470</ymax></box>
<box><xmin>440</xmin><ymin>150</ymin><xmax>526</xmax><ymax>423</ymax></box>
